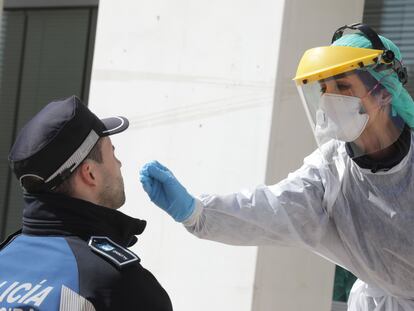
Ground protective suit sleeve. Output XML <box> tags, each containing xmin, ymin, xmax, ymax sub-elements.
<box><xmin>183</xmin><ymin>161</ymin><xmax>333</xmax><ymax>249</ymax></box>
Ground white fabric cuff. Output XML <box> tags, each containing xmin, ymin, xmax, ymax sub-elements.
<box><xmin>183</xmin><ymin>198</ymin><xmax>203</xmax><ymax>227</ymax></box>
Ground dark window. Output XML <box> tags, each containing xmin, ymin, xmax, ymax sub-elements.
<box><xmin>0</xmin><ymin>2</ymin><xmax>98</xmax><ymax>239</ymax></box>
<box><xmin>364</xmin><ymin>0</ymin><xmax>414</xmax><ymax>97</ymax></box>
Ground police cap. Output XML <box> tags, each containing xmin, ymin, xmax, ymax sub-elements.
<box><xmin>8</xmin><ymin>95</ymin><xmax>129</xmax><ymax>193</ymax></box>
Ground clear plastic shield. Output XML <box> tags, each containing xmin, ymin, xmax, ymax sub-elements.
<box><xmin>297</xmin><ymin>68</ymin><xmax>404</xmax><ymax>159</ymax></box>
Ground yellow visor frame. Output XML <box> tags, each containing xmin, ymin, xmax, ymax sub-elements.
<box><xmin>293</xmin><ymin>46</ymin><xmax>384</xmax><ymax>85</ymax></box>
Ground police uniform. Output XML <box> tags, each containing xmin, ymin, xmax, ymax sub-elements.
<box><xmin>1</xmin><ymin>96</ymin><xmax>173</xmax><ymax>310</ymax></box>
<box><xmin>0</xmin><ymin>193</ymin><xmax>172</xmax><ymax>311</ymax></box>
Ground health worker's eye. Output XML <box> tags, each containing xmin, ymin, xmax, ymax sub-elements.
<box><xmin>337</xmin><ymin>83</ymin><xmax>351</xmax><ymax>91</ymax></box>
<box><xmin>319</xmin><ymin>83</ymin><xmax>351</xmax><ymax>95</ymax></box>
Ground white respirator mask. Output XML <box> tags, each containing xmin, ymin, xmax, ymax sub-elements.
<box><xmin>315</xmin><ymin>93</ymin><xmax>369</xmax><ymax>142</ymax></box>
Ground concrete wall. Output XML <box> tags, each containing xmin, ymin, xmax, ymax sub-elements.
<box><xmin>88</xmin><ymin>0</ymin><xmax>364</xmax><ymax>310</ymax></box>
<box><xmin>89</xmin><ymin>1</ymin><xmax>282</xmax><ymax>310</ymax></box>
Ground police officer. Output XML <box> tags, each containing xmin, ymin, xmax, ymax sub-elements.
<box><xmin>0</xmin><ymin>96</ymin><xmax>173</xmax><ymax>310</ymax></box>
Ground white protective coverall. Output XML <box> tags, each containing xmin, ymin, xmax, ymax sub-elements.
<box><xmin>183</xmin><ymin>136</ymin><xmax>414</xmax><ymax>311</ymax></box>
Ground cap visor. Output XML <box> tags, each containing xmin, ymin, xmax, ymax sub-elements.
<box><xmin>100</xmin><ymin>116</ymin><xmax>129</xmax><ymax>136</ymax></box>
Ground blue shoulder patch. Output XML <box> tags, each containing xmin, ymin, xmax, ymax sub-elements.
<box><xmin>88</xmin><ymin>236</ymin><xmax>140</xmax><ymax>267</ymax></box>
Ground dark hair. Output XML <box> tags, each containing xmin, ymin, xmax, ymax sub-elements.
<box><xmin>21</xmin><ymin>138</ymin><xmax>104</xmax><ymax>195</ymax></box>
<box><xmin>53</xmin><ymin>138</ymin><xmax>104</xmax><ymax>196</ymax></box>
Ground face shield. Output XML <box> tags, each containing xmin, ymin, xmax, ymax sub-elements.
<box><xmin>294</xmin><ymin>46</ymin><xmax>405</xmax><ymax>159</ymax></box>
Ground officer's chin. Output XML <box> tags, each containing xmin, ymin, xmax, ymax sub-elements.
<box><xmin>115</xmin><ymin>191</ymin><xmax>126</xmax><ymax>210</ymax></box>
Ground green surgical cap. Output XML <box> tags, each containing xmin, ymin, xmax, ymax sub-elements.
<box><xmin>332</xmin><ymin>33</ymin><xmax>414</xmax><ymax>127</ymax></box>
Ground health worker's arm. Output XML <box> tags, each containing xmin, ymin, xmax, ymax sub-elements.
<box><xmin>140</xmin><ymin>160</ymin><xmax>336</xmax><ymax>250</ymax></box>
<box><xmin>182</xmin><ymin>164</ymin><xmax>331</xmax><ymax>248</ymax></box>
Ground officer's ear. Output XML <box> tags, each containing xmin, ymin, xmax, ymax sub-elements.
<box><xmin>77</xmin><ymin>160</ymin><xmax>98</xmax><ymax>187</ymax></box>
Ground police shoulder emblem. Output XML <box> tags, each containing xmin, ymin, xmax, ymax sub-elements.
<box><xmin>88</xmin><ymin>236</ymin><xmax>140</xmax><ymax>267</ymax></box>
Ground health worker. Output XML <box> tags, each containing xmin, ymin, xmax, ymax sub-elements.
<box><xmin>140</xmin><ymin>23</ymin><xmax>414</xmax><ymax>311</ymax></box>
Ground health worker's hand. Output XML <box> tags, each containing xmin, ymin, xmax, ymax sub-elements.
<box><xmin>139</xmin><ymin>161</ymin><xmax>195</xmax><ymax>222</ymax></box>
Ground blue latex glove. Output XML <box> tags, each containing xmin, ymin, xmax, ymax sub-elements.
<box><xmin>139</xmin><ymin>161</ymin><xmax>195</xmax><ymax>222</ymax></box>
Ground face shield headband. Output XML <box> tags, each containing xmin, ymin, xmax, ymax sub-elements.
<box><xmin>332</xmin><ymin>23</ymin><xmax>408</xmax><ymax>86</ymax></box>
